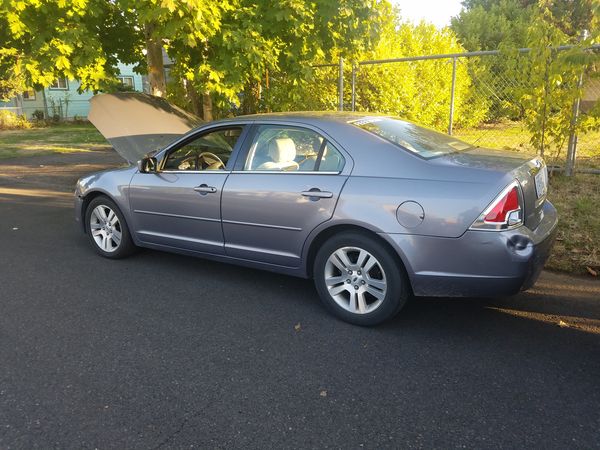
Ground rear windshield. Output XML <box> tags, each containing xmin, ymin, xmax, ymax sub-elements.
<box><xmin>351</xmin><ymin>117</ymin><xmax>473</xmax><ymax>159</ymax></box>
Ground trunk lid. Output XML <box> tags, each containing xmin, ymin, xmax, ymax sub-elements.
<box><xmin>88</xmin><ymin>93</ymin><xmax>203</xmax><ymax>164</ymax></box>
<box><xmin>438</xmin><ymin>148</ymin><xmax>548</xmax><ymax>230</ymax></box>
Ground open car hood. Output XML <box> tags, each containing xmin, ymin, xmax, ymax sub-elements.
<box><xmin>88</xmin><ymin>93</ymin><xmax>203</xmax><ymax>164</ymax></box>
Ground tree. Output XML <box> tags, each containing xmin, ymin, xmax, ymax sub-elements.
<box><xmin>450</xmin><ymin>0</ymin><xmax>600</xmax><ymax>125</ymax></box>
<box><xmin>505</xmin><ymin>2</ymin><xmax>600</xmax><ymax>161</ymax></box>
<box><xmin>166</xmin><ymin>0</ymin><xmax>387</xmax><ymax>118</ymax></box>
<box><xmin>1</xmin><ymin>0</ymin><xmax>384</xmax><ymax>120</ymax></box>
<box><xmin>264</xmin><ymin>5</ymin><xmax>487</xmax><ymax>131</ymax></box>
<box><xmin>451</xmin><ymin>0</ymin><xmax>534</xmax><ymax>52</ymax></box>
<box><xmin>0</xmin><ymin>0</ymin><xmax>142</xmax><ymax>94</ymax></box>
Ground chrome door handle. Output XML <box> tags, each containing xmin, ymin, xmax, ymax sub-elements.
<box><xmin>194</xmin><ymin>184</ymin><xmax>217</xmax><ymax>194</ymax></box>
<box><xmin>301</xmin><ymin>189</ymin><xmax>333</xmax><ymax>199</ymax></box>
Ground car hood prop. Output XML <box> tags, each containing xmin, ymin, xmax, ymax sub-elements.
<box><xmin>88</xmin><ymin>93</ymin><xmax>203</xmax><ymax>164</ymax></box>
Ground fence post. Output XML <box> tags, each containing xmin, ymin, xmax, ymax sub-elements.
<box><xmin>565</xmin><ymin>31</ymin><xmax>588</xmax><ymax>177</ymax></box>
<box><xmin>351</xmin><ymin>64</ymin><xmax>356</xmax><ymax>112</ymax></box>
<box><xmin>448</xmin><ymin>57</ymin><xmax>457</xmax><ymax>135</ymax></box>
<box><xmin>338</xmin><ymin>56</ymin><xmax>344</xmax><ymax>111</ymax></box>
<box><xmin>565</xmin><ymin>71</ymin><xmax>583</xmax><ymax>177</ymax></box>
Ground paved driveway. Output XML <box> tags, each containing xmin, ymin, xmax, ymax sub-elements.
<box><xmin>1</xmin><ymin>150</ymin><xmax>599</xmax><ymax>449</ymax></box>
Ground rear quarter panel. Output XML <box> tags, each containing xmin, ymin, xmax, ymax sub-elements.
<box><xmin>333</xmin><ymin>175</ymin><xmax>503</xmax><ymax>238</ymax></box>
<box><xmin>313</xmin><ymin>122</ymin><xmax>516</xmax><ymax>238</ymax></box>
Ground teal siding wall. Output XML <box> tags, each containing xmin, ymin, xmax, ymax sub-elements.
<box><xmin>1</xmin><ymin>63</ymin><xmax>144</xmax><ymax>120</ymax></box>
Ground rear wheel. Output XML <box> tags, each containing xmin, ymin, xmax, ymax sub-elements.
<box><xmin>85</xmin><ymin>196</ymin><xmax>136</xmax><ymax>259</ymax></box>
<box><xmin>313</xmin><ymin>232</ymin><xmax>409</xmax><ymax>326</ymax></box>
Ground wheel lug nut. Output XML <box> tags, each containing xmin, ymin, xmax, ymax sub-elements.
<box><xmin>348</xmin><ymin>270</ymin><xmax>352</xmax><ymax>275</ymax></box>
<box><xmin>361</xmin><ymin>280</ymin><xmax>365</xmax><ymax>285</ymax></box>
<box><xmin>346</xmin><ymin>279</ymin><xmax>351</xmax><ymax>283</ymax></box>
<box><xmin>354</xmin><ymin>285</ymin><xmax>359</xmax><ymax>290</ymax></box>
<box><xmin>357</xmin><ymin>271</ymin><xmax>362</xmax><ymax>275</ymax></box>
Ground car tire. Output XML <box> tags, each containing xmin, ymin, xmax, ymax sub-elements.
<box><xmin>85</xmin><ymin>195</ymin><xmax>136</xmax><ymax>259</ymax></box>
<box><xmin>313</xmin><ymin>232</ymin><xmax>409</xmax><ymax>326</ymax></box>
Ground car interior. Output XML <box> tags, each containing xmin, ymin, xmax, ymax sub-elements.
<box><xmin>245</xmin><ymin>127</ymin><xmax>343</xmax><ymax>172</ymax></box>
<box><xmin>162</xmin><ymin>125</ymin><xmax>344</xmax><ymax>173</ymax></box>
<box><xmin>163</xmin><ymin>127</ymin><xmax>242</xmax><ymax>171</ymax></box>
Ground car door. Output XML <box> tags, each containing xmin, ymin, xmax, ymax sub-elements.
<box><xmin>129</xmin><ymin>125</ymin><xmax>249</xmax><ymax>254</ymax></box>
<box><xmin>221</xmin><ymin>123</ymin><xmax>350</xmax><ymax>267</ymax></box>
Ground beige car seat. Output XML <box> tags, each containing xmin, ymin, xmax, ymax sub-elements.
<box><xmin>257</xmin><ymin>138</ymin><xmax>299</xmax><ymax>171</ymax></box>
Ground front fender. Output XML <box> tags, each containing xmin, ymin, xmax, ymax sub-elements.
<box><xmin>75</xmin><ymin>166</ymin><xmax>137</xmax><ymax>233</ymax></box>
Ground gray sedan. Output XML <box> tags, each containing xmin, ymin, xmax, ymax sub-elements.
<box><xmin>76</xmin><ymin>93</ymin><xmax>557</xmax><ymax>325</ymax></box>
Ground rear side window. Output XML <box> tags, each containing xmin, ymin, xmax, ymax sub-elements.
<box><xmin>244</xmin><ymin>125</ymin><xmax>344</xmax><ymax>172</ymax></box>
<box><xmin>351</xmin><ymin>117</ymin><xmax>473</xmax><ymax>159</ymax></box>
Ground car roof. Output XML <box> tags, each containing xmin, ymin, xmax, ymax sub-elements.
<box><xmin>214</xmin><ymin>111</ymin><xmax>389</xmax><ymax>127</ymax></box>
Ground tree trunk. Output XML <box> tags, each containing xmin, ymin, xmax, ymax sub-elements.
<box><xmin>144</xmin><ymin>22</ymin><xmax>166</xmax><ymax>97</ymax></box>
<box><xmin>41</xmin><ymin>88</ymin><xmax>49</xmax><ymax>119</ymax></box>
<box><xmin>185</xmin><ymin>82</ymin><xmax>202</xmax><ymax>117</ymax></box>
<box><xmin>202</xmin><ymin>91</ymin><xmax>213</xmax><ymax>121</ymax></box>
<box><xmin>240</xmin><ymin>81</ymin><xmax>261</xmax><ymax>114</ymax></box>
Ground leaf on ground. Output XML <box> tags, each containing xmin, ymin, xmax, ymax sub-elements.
<box><xmin>319</xmin><ymin>390</ymin><xmax>327</xmax><ymax>397</ymax></box>
<box><xmin>294</xmin><ymin>323</ymin><xmax>301</xmax><ymax>332</ymax></box>
<box><xmin>586</xmin><ymin>266</ymin><xmax>598</xmax><ymax>277</ymax></box>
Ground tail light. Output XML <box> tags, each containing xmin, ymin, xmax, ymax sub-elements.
<box><xmin>470</xmin><ymin>181</ymin><xmax>523</xmax><ymax>231</ymax></box>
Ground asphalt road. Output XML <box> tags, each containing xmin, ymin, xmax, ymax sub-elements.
<box><xmin>1</xmin><ymin>150</ymin><xmax>599</xmax><ymax>449</ymax></box>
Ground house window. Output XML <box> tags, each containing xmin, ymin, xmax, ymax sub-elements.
<box><xmin>49</xmin><ymin>78</ymin><xmax>68</xmax><ymax>90</ymax></box>
<box><xmin>118</xmin><ymin>76</ymin><xmax>135</xmax><ymax>89</ymax></box>
<box><xmin>23</xmin><ymin>89</ymin><xmax>36</xmax><ymax>101</ymax></box>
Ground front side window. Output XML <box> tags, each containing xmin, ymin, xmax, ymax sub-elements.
<box><xmin>49</xmin><ymin>78</ymin><xmax>68</xmax><ymax>90</ymax></box>
<box><xmin>244</xmin><ymin>125</ymin><xmax>344</xmax><ymax>172</ymax></box>
<box><xmin>351</xmin><ymin>117</ymin><xmax>473</xmax><ymax>159</ymax></box>
<box><xmin>163</xmin><ymin>127</ymin><xmax>243</xmax><ymax>171</ymax></box>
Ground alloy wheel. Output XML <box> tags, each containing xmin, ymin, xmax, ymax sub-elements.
<box><xmin>89</xmin><ymin>205</ymin><xmax>122</xmax><ymax>253</ymax></box>
<box><xmin>324</xmin><ymin>246</ymin><xmax>387</xmax><ymax>314</ymax></box>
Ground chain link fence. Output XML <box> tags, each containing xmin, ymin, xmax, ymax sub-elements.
<box><xmin>306</xmin><ymin>47</ymin><xmax>600</xmax><ymax>173</ymax></box>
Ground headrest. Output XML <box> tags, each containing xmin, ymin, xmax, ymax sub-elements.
<box><xmin>269</xmin><ymin>138</ymin><xmax>296</xmax><ymax>163</ymax></box>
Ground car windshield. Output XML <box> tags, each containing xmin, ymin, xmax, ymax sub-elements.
<box><xmin>351</xmin><ymin>117</ymin><xmax>474</xmax><ymax>159</ymax></box>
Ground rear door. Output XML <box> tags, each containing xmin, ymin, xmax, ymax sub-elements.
<box><xmin>221</xmin><ymin>123</ymin><xmax>351</xmax><ymax>267</ymax></box>
<box><xmin>129</xmin><ymin>125</ymin><xmax>248</xmax><ymax>254</ymax></box>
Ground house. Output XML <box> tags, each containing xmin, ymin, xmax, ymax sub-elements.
<box><xmin>0</xmin><ymin>63</ymin><xmax>145</xmax><ymax>120</ymax></box>
<box><xmin>581</xmin><ymin>77</ymin><xmax>600</xmax><ymax>114</ymax></box>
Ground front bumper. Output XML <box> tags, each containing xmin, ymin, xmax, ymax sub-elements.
<box><xmin>383</xmin><ymin>200</ymin><xmax>558</xmax><ymax>297</ymax></box>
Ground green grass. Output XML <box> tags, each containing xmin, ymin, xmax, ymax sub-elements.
<box><xmin>454</xmin><ymin>121</ymin><xmax>600</xmax><ymax>169</ymax></box>
<box><xmin>0</xmin><ymin>123</ymin><xmax>108</xmax><ymax>159</ymax></box>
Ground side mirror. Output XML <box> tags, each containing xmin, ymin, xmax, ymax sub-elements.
<box><xmin>138</xmin><ymin>156</ymin><xmax>158</xmax><ymax>173</ymax></box>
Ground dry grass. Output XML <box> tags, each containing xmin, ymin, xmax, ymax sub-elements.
<box><xmin>546</xmin><ymin>174</ymin><xmax>600</xmax><ymax>275</ymax></box>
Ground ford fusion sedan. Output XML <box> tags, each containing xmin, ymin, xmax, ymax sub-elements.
<box><xmin>75</xmin><ymin>93</ymin><xmax>557</xmax><ymax>325</ymax></box>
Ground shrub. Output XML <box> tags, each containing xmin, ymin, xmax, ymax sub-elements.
<box><xmin>72</xmin><ymin>115</ymin><xmax>89</xmax><ymax>124</ymax></box>
<box><xmin>31</xmin><ymin>109</ymin><xmax>45</xmax><ymax>121</ymax></box>
<box><xmin>0</xmin><ymin>110</ymin><xmax>31</xmax><ymax>130</ymax></box>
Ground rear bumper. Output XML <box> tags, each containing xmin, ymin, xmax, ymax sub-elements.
<box><xmin>383</xmin><ymin>200</ymin><xmax>558</xmax><ymax>297</ymax></box>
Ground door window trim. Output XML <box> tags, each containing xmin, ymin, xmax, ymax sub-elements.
<box><xmin>234</xmin><ymin>123</ymin><xmax>346</xmax><ymax>174</ymax></box>
<box><xmin>158</xmin><ymin>124</ymin><xmax>251</xmax><ymax>173</ymax></box>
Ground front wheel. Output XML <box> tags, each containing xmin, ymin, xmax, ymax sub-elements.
<box><xmin>85</xmin><ymin>196</ymin><xmax>136</xmax><ymax>259</ymax></box>
<box><xmin>313</xmin><ymin>232</ymin><xmax>409</xmax><ymax>326</ymax></box>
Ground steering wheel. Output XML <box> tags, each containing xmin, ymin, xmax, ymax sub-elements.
<box><xmin>197</xmin><ymin>152</ymin><xmax>225</xmax><ymax>170</ymax></box>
